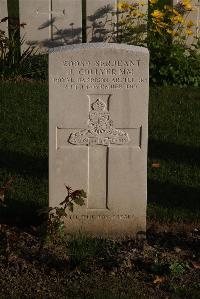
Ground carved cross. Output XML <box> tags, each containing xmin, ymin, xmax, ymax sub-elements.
<box><xmin>36</xmin><ymin>0</ymin><xmax>65</xmax><ymax>40</ymax></box>
<box><xmin>64</xmin><ymin>94</ymin><xmax>141</xmax><ymax>210</ymax></box>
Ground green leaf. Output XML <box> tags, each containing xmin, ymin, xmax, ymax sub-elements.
<box><xmin>73</xmin><ymin>196</ymin><xmax>85</xmax><ymax>206</ymax></box>
<box><xmin>79</xmin><ymin>190</ymin><xmax>87</xmax><ymax>198</ymax></box>
<box><xmin>68</xmin><ymin>202</ymin><xmax>74</xmax><ymax>212</ymax></box>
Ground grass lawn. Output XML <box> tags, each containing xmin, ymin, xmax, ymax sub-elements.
<box><xmin>0</xmin><ymin>82</ymin><xmax>199</xmax><ymax>225</ymax></box>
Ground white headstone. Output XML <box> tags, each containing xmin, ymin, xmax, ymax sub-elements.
<box><xmin>0</xmin><ymin>0</ymin><xmax>8</xmax><ymax>37</ymax></box>
<box><xmin>49</xmin><ymin>43</ymin><xmax>149</xmax><ymax>237</ymax></box>
<box><xmin>19</xmin><ymin>0</ymin><xmax>82</xmax><ymax>53</ymax></box>
<box><xmin>86</xmin><ymin>0</ymin><xmax>117</xmax><ymax>42</ymax></box>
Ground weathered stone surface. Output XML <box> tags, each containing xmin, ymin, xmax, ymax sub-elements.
<box><xmin>49</xmin><ymin>43</ymin><xmax>149</xmax><ymax>237</ymax></box>
<box><xmin>19</xmin><ymin>0</ymin><xmax>82</xmax><ymax>52</ymax></box>
<box><xmin>0</xmin><ymin>0</ymin><xmax>8</xmax><ymax>37</ymax></box>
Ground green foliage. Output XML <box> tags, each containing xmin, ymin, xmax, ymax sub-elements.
<box><xmin>67</xmin><ymin>235</ymin><xmax>106</xmax><ymax>269</ymax></box>
<box><xmin>0</xmin><ymin>18</ymin><xmax>48</xmax><ymax>80</ymax></box>
<box><xmin>40</xmin><ymin>186</ymin><xmax>86</xmax><ymax>240</ymax></box>
<box><xmin>117</xmin><ymin>1</ymin><xmax>200</xmax><ymax>86</ymax></box>
<box><xmin>171</xmin><ymin>283</ymin><xmax>200</xmax><ymax>298</ymax></box>
<box><xmin>148</xmin><ymin>86</ymin><xmax>200</xmax><ymax>221</ymax></box>
<box><xmin>67</xmin><ymin>235</ymin><xmax>120</xmax><ymax>270</ymax></box>
<box><xmin>169</xmin><ymin>260</ymin><xmax>189</xmax><ymax>277</ymax></box>
<box><xmin>148</xmin><ymin>35</ymin><xmax>200</xmax><ymax>86</ymax></box>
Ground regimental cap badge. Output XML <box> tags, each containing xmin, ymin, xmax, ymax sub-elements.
<box><xmin>92</xmin><ymin>99</ymin><xmax>106</xmax><ymax>111</ymax></box>
<box><xmin>68</xmin><ymin>97</ymin><xmax>130</xmax><ymax>146</ymax></box>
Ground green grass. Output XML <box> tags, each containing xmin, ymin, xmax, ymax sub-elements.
<box><xmin>0</xmin><ymin>82</ymin><xmax>199</xmax><ymax>224</ymax></box>
<box><xmin>0</xmin><ymin>82</ymin><xmax>48</xmax><ymax>224</ymax></box>
<box><xmin>148</xmin><ymin>87</ymin><xmax>200</xmax><ymax>221</ymax></box>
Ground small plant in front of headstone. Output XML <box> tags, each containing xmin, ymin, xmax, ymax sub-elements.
<box><xmin>38</xmin><ymin>186</ymin><xmax>86</xmax><ymax>247</ymax></box>
<box><xmin>48</xmin><ymin>185</ymin><xmax>86</xmax><ymax>235</ymax></box>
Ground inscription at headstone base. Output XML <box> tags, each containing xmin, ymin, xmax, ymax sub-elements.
<box><xmin>49</xmin><ymin>43</ymin><xmax>149</xmax><ymax>237</ymax></box>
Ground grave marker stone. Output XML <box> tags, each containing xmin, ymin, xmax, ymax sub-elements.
<box><xmin>49</xmin><ymin>43</ymin><xmax>149</xmax><ymax>237</ymax></box>
<box><xmin>19</xmin><ymin>0</ymin><xmax>82</xmax><ymax>52</ymax></box>
<box><xmin>86</xmin><ymin>0</ymin><xmax>117</xmax><ymax>42</ymax></box>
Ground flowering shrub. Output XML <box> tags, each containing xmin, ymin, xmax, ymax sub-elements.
<box><xmin>117</xmin><ymin>0</ymin><xmax>200</xmax><ymax>86</ymax></box>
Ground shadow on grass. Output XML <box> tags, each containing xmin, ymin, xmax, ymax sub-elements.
<box><xmin>0</xmin><ymin>149</ymin><xmax>48</xmax><ymax>178</ymax></box>
<box><xmin>0</xmin><ymin>197</ymin><xmax>44</xmax><ymax>226</ymax></box>
<box><xmin>149</xmin><ymin>138</ymin><xmax>200</xmax><ymax>165</ymax></box>
<box><xmin>148</xmin><ymin>179</ymin><xmax>200</xmax><ymax>219</ymax></box>
<box><xmin>0</xmin><ymin>149</ymin><xmax>48</xmax><ymax>226</ymax></box>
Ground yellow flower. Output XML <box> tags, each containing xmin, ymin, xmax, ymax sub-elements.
<box><xmin>172</xmin><ymin>8</ymin><xmax>180</xmax><ymax>16</ymax></box>
<box><xmin>166</xmin><ymin>29</ymin><xmax>173</xmax><ymax>35</ymax></box>
<box><xmin>187</xmin><ymin>20</ymin><xmax>194</xmax><ymax>28</ymax></box>
<box><xmin>182</xmin><ymin>0</ymin><xmax>192</xmax><ymax>11</ymax></box>
<box><xmin>186</xmin><ymin>29</ymin><xmax>193</xmax><ymax>35</ymax></box>
<box><xmin>149</xmin><ymin>0</ymin><xmax>158</xmax><ymax>4</ymax></box>
<box><xmin>171</xmin><ymin>15</ymin><xmax>184</xmax><ymax>24</ymax></box>
<box><xmin>164</xmin><ymin>5</ymin><xmax>172</xmax><ymax>11</ymax></box>
<box><xmin>117</xmin><ymin>1</ymin><xmax>130</xmax><ymax>11</ymax></box>
<box><xmin>151</xmin><ymin>9</ymin><xmax>164</xmax><ymax>20</ymax></box>
<box><xmin>119</xmin><ymin>18</ymin><xmax>126</xmax><ymax>25</ymax></box>
<box><xmin>130</xmin><ymin>11</ymin><xmax>138</xmax><ymax>17</ymax></box>
<box><xmin>139</xmin><ymin>1</ymin><xmax>146</xmax><ymax>6</ymax></box>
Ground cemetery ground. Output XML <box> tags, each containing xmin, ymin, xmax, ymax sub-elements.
<box><xmin>0</xmin><ymin>81</ymin><xmax>199</xmax><ymax>298</ymax></box>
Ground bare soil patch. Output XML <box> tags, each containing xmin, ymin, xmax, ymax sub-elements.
<box><xmin>0</xmin><ymin>223</ymin><xmax>199</xmax><ymax>298</ymax></box>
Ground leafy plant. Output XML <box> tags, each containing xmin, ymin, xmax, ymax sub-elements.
<box><xmin>0</xmin><ymin>17</ymin><xmax>48</xmax><ymax>80</ymax></box>
<box><xmin>169</xmin><ymin>260</ymin><xmax>189</xmax><ymax>276</ymax></box>
<box><xmin>38</xmin><ymin>185</ymin><xmax>86</xmax><ymax>244</ymax></box>
<box><xmin>117</xmin><ymin>0</ymin><xmax>200</xmax><ymax>86</ymax></box>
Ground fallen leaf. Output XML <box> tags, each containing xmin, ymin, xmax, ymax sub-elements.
<box><xmin>0</xmin><ymin>178</ymin><xmax>14</xmax><ymax>203</ymax></box>
<box><xmin>174</xmin><ymin>246</ymin><xmax>182</xmax><ymax>253</ymax></box>
<box><xmin>4</xmin><ymin>178</ymin><xmax>13</xmax><ymax>189</ymax></box>
<box><xmin>153</xmin><ymin>275</ymin><xmax>165</xmax><ymax>284</ymax></box>
<box><xmin>0</xmin><ymin>188</ymin><xmax>5</xmax><ymax>202</ymax></box>
<box><xmin>152</xmin><ymin>163</ymin><xmax>160</xmax><ymax>168</ymax></box>
<box><xmin>191</xmin><ymin>261</ymin><xmax>200</xmax><ymax>269</ymax></box>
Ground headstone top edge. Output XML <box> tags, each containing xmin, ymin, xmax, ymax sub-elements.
<box><xmin>49</xmin><ymin>43</ymin><xmax>149</xmax><ymax>55</ymax></box>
